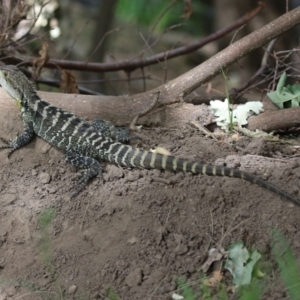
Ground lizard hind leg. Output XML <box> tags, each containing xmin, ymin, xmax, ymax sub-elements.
<box><xmin>65</xmin><ymin>145</ymin><xmax>102</xmax><ymax>199</ymax></box>
<box><xmin>92</xmin><ymin>118</ymin><xmax>130</xmax><ymax>143</ymax></box>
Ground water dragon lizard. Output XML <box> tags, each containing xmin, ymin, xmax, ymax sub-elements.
<box><xmin>0</xmin><ymin>65</ymin><xmax>299</xmax><ymax>206</ymax></box>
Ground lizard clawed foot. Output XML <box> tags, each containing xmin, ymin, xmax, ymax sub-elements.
<box><xmin>0</xmin><ymin>137</ymin><xmax>10</xmax><ymax>144</ymax></box>
<box><xmin>70</xmin><ymin>175</ymin><xmax>90</xmax><ymax>199</ymax></box>
<box><xmin>65</xmin><ymin>149</ymin><xmax>103</xmax><ymax>199</ymax></box>
<box><xmin>0</xmin><ymin>137</ymin><xmax>16</xmax><ymax>158</ymax></box>
<box><xmin>70</xmin><ymin>171</ymin><xmax>103</xmax><ymax>200</ymax></box>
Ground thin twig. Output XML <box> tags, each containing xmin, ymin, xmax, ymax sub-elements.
<box><xmin>148</xmin><ymin>0</ymin><xmax>177</xmax><ymax>42</ymax></box>
<box><xmin>4</xmin><ymin>4</ymin><xmax>264</xmax><ymax>73</ymax></box>
<box><xmin>61</xmin><ymin>20</ymin><xmax>91</xmax><ymax>60</ymax></box>
<box><xmin>80</xmin><ymin>199</ymin><xmax>91</xmax><ymax>230</ymax></box>
<box><xmin>261</xmin><ymin>38</ymin><xmax>277</xmax><ymax>66</ymax></box>
<box><xmin>130</xmin><ymin>91</ymin><xmax>160</xmax><ymax>130</ymax></box>
<box><xmin>87</xmin><ymin>27</ymin><xmax>122</xmax><ymax>63</ymax></box>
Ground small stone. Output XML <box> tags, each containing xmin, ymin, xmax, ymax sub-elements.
<box><xmin>143</xmin><ymin>264</ymin><xmax>151</xmax><ymax>276</ymax></box>
<box><xmin>125</xmin><ymin>268</ymin><xmax>143</xmax><ymax>287</ymax></box>
<box><xmin>90</xmin><ymin>291</ymin><xmax>100</xmax><ymax>299</ymax></box>
<box><xmin>168</xmin><ymin>173</ymin><xmax>184</xmax><ymax>184</ymax></box>
<box><xmin>46</xmin><ymin>185</ymin><xmax>57</xmax><ymax>194</ymax></box>
<box><xmin>144</xmin><ymin>268</ymin><xmax>167</xmax><ymax>285</ymax></box>
<box><xmin>165</xmin><ymin>283</ymin><xmax>177</xmax><ymax>293</ymax></box>
<box><xmin>285</xmin><ymin>223</ymin><xmax>297</xmax><ymax>233</ymax></box>
<box><xmin>225</xmin><ymin>155</ymin><xmax>240</xmax><ymax>168</ymax></box>
<box><xmin>104</xmin><ymin>165</ymin><xmax>124</xmax><ymax>181</ymax></box>
<box><xmin>2</xmin><ymin>194</ymin><xmax>17</xmax><ymax>205</ymax></box>
<box><xmin>68</xmin><ymin>274</ymin><xmax>74</xmax><ymax>281</ymax></box>
<box><xmin>173</xmin><ymin>234</ymin><xmax>184</xmax><ymax>245</ymax></box>
<box><xmin>114</xmin><ymin>189</ymin><xmax>122</xmax><ymax>196</ymax></box>
<box><xmin>6</xmin><ymin>286</ymin><xmax>16</xmax><ymax>296</ymax></box>
<box><xmin>59</xmin><ymin>168</ymin><xmax>66</xmax><ymax>174</ymax></box>
<box><xmin>127</xmin><ymin>236</ymin><xmax>137</xmax><ymax>245</ymax></box>
<box><xmin>155</xmin><ymin>253</ymin><xmax>162</xmax><ymax>260</ymax></box>
<box><xmin>40</xmin><ymin>143</ymin><xmax>52</xmax><ymax>154</ymax></box>
<box><xmin>126</xmin><ymin>171</ymin><xmax>140</xmax><ymax>182</ymax></box>
<box><xmin>215</xmin><ymin>158</ymin><xmax>225</xmax><ymax>166</ymax></box>
<box><xmin>175</xmin><ymin>244</ymin><xmax>189</xmax><ymax>255</ymax></box>
<box><xmin>40</xmin><ymin>277</ymin><xmax>51</xmax><ymax>288</ymax></box>
<box><xmin>68</xmin><ymin>285</ymin><xmax>77</xmax><ymax>295</ymax></box>
<box><xmin>38</xmin><ymin>172</ymin><xmax>51</xmax><ymax>184</ymax></box>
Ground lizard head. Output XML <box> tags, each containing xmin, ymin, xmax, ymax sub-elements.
<box><xmin>0</xmin><ymin>65</ymin><xmax>35</xmax><ymax>109</ymax></box>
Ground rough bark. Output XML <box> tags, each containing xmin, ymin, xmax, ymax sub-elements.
<box><xmin>247</xmin><ymin>107</ymin><xmax>300</xmax><ymax>132</ymax></box>
<box><xmin>0</xmin><ymin>89</ymin><xmax>202</xmax><ymax>127</ymax></box>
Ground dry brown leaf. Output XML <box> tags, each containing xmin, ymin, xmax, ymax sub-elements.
<box><xmin>231</xmin><ymin>133</ymin><xmax>241</xmax><ymax>140</ymax></box>
<box><xmin>201</xmin><ymin>248</ymin><xmax>226</xmax><ymax>273</ymax></box>
<box><xmin>33</xmin><ymin>41</ymin><xmax>49</xmax><ymax>78</ymax></box>
<box><xmin>60</xmin><ymin>70</ymin><xmax>79</xmax><ymax>94</ymax></box>
<box><xmin>180</xmin><ymin>0</ymin><xmax>193</xmax><ymax>19</ymax></box>
<box><xmin>11</xmin><ymin>1</ymin><xmax>28</xmax><ymax>28</ymax></box>
<box><xmin>150</xmin><ymin>147</ymin><xmax>172</xmax><ymax>156</ymax></box>
<box><xmin>202</xmin><ymin>270</ymin><xmax>223</xmax><ymax>287</ymax></box>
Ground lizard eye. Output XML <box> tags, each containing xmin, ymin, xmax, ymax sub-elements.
<box><xmin>3</xmin><ymin>72</ymin><xmax>8</xmax><ymax>77</ymax></box>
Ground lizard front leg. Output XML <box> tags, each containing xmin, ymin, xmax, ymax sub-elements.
<box><xmin>65</xmin><ymin>145</ymin><xmax>102</xmax><ymax>199</ymax></box>
<box><xmin>0</xmin><ymin>120</ymin><xmax>34</xmax><ymax>157</ymax></box>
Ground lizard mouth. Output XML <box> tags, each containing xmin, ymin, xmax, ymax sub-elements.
<box><xmin>16</xmin><ymin>100</ymin><xmax>22</xmax><ymax>109</ymax></box>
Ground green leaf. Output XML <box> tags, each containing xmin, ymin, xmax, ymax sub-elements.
<box><xmin>276</xmin><ymin>71</ymin><xmax>287</xmax><ymax>94</ymax></box>
<box><xmin>225</xmin><ymin>242</ymin><xmax>262</xmax><ymax>287</ymax></box>
<box><xmin>271</xmin><ymin>228</ymin><xmax>300</xmax><ymax>300</ymax></box>
<box><xmin>267</xmin><ymin>72</ymin><xmax>300</xmax><ymax>108</ymax></box>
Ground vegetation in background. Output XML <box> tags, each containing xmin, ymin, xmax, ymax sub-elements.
<box><xmin>38</xmin><ymin>208</ymin><xmax>57</xmax><ymax>280</ymax></box>
<box><xmin>267</xmin><ymin>72</ymin><xmax>300</xmax><ymax>108</ymax></box>
<box><xmin>177</xmin><ymin>228</ymin><xmax>300</xmax><ymax>300</ymax></box>
<box><xmin>271</xmin><ymin>228</ymin><xmax>300</xmax><ymax>300</ymax></box>
<box><xmin>116</xmin><ymin>0</ymin><xmax>212</xmax><ymax>35</ymax></box>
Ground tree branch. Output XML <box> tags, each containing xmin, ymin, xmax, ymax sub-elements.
<box><xmin>4</xmin><ymin>3</ymin><xmax>264</xmax><ymax>73</ymax></box>
<box><xmin>248</xmin><ymin>107</ymin><xmax>300</xmax><ymax>132</ymax></box>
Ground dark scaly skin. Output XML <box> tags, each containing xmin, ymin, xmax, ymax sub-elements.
<box><xmin>0</xmin><ymin>65</ymin><xmax>299</xmax><ymax>205</ymax></box>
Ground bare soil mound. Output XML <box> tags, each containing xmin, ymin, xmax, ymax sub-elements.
<box><xmin>0</xmin><ymin>120</ymin><xmax>300</xmax><ymax>299</ymax></box>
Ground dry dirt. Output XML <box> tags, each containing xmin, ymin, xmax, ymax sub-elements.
<box><xmin>0</xmin><ymin>112</ymin><xmax>300</xmax><ymax>300</ymax></box>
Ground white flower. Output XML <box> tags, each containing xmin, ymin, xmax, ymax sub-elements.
<box><xmin>209</xmin><ymin>99</ymin><xmax>264</xmax><ymax>131</ymax></box>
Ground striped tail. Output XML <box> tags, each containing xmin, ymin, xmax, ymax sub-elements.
<box><xmin>105</xmin><ymin>144</ymin><xmax>300</xmax><ymax>207</ymax></box>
